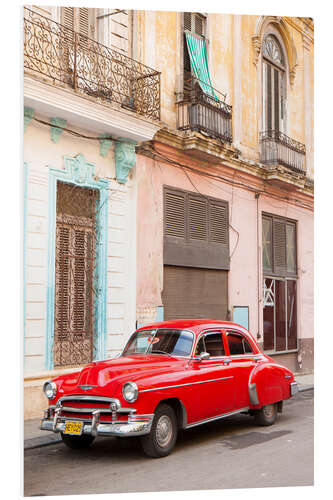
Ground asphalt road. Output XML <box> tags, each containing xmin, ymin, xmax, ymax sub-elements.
<box><xmin>24</xmin><ymin>390</ymin><xmax>313</xmax><ymax>496</ymax></box>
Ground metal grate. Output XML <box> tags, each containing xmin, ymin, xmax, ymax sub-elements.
<box><xmin>24</xmin><ymin>7</ymin><xmax>161</xmax><ymax>120</ymax></box>
<box><xmin>260</xmin><ymin>130</ymin><xmax>306</xmax><ymax>174</ymax></box>
<box><xmin>177</xmin><ymin>77</ymin><xmax>232</xmax><ymax>144</ymax></box>
<box><xmin>54</xmin><ymin>182</ymin><xmax>99</xmax><ymax>366</ymax></box>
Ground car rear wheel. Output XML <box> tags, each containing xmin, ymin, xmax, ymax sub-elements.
<box><xmin>141</xmin><ymin>403</ymin><xmax>178</xmax><ymax>458</ymax></box>
<box><xmin>254</xmin><ymin>403</ymin><xmax>278</xmax><ymax>426</ymax></box>
<box><xmin>61</xmin><ymin>433</ymin><xmax>95</xmax><ymax>449</ymax></box>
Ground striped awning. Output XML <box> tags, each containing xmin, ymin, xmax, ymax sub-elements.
<box><xmin>185</xmin><ymin>32</ymin><xmax>218</xmax><ymax>100</ymax></box>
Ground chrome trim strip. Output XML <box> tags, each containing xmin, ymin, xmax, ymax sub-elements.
<box><xmin>58</xmin><ymin>395</ymin><xmax>115</xmax><ymax>404</ymax></box>
<box><xmin>140</xmin><ymin>376</ymin><xmax>234</xmax><ymax>393</ymax></box>
<box><xmin>186</xmin><ymin>407</ymin><xmax>250</xmax><ymax>429</ymax></box>
<box><xmin>61</xmin><ymin>406</ymin><xmax>112</xmax><ymax>414</ymax></box>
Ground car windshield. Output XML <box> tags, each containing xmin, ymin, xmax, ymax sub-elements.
<box><xmin>122</xmin><ymin>329</ymin><xmax>194</xmax><ymax>357</ymax></box>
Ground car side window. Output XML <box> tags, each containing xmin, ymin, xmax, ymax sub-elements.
<box><xmin>202</xmin><ymin>333</ymin><xmax>225</xmax><ymax>357</ymax></box>
<box><xmin>227</xmin><ymin>333</ymin><xmax>253</xmax><ymax>355</ymax></box>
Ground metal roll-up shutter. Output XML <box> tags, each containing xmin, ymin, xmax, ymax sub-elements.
<box><xmin>162</xmin><ymin>265</ymin><xmax>228</xmax><ymax>321</ymax></box>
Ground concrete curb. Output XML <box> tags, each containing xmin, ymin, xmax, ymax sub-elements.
<box><xmin>24</xmin><ymin>434</ymin><xmax>62</xmax><ymax>451</ymax></box>
<box><xmin>298</xmin><ymin>384</ymin><xmax>314</xmax><ymax>393</ymax></box>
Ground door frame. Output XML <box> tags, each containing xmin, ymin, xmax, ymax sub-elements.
<box><xmin>45</xmin><ymin>154</ymin><xmax>109</xmax><ymax>370</ymax></box>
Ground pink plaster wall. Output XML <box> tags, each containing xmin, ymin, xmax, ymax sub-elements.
<box><xmin>136</xmin><ymin>152</ymin><xmax>313</xmax><ymax>343</ymax></box>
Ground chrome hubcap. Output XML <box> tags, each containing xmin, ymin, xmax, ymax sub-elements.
<box><xmin>156</xmin><ymin>415</ymin><xmax>173</xmax><ymax>448</ymax></box>
<box><xmin>263</xmin><ymin>404</ymin><xmax>274</xmax><ymax>418</ymax></box>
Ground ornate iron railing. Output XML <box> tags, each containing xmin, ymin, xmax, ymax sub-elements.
<box><xmin>176</xmin><ymin>77</ymin><xmax>232</xmax><ymax>144</ymax></box>
<box><xmin>24</xmin><ymin>7</ymin><xmax>161</xmax><ymax>120</ymax></box>
<box><xmin>260</xmin><ymin>130</ymin><xmax>306</xmax><ymax>174</ymax></box>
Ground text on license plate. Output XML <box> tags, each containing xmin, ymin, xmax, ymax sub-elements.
<box><xmin>64</xmin><ymin>421</ymin><xmax>83</xmax><ymax>435</ymax></box>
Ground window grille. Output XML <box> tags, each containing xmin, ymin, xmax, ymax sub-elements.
<box><xmin>54</xmin><ymin>182</ymin><xmax>99</xmax><ymax>366</ymax></box>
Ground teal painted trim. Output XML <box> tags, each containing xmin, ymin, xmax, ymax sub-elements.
<box><xmin>50</xmin><ymin>117</ymin><xmax>67</xmax><ymax>143</ymax></box>
<box><xmin>233</xmin><ymin>306</ymin><xmax>249</xmax><ymax>330</ymax></box>
<box><xmin>114</xmin><ymin>141</ymin><xmax>136</xmax><ymax>184</ymax></box>
<box><xmin>99</xmin><ymin>133</ymin><xmax>113</xmax><ymax>158</ymax></box>
<box><xmin>24</xmin><ymin>107</ymin><xmax>34</xmax><ymax>133</ymax></box>
<box><xmin>23</xmin><ymin>162</ymin><xmax>29</xmax><ymax>360</ymax></box>
<box><xmin>45</xmin><ymin>154</ymin><xmax>109</xmax><ymax>370</ymax></box>
<box><xmin>156</xmin><ymin>306</ymin><xmax>164</xmax><ymax>322</ymax></box>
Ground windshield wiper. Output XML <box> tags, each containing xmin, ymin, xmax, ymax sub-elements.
<box><xmin>150</xmin><ymin>350</ymin><xmax>172</xmax><ymax>357</ymax></box>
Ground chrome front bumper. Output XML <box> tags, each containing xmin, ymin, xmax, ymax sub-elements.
<box><xmin>290</xmin><ymin>382</ymin><xmax>299</xmax><ymax>396</ymax></box>
<box><xmin>40</xmin><ymin>416</ymin><xmax>153</xmax><ymax>437</ymax></box>
<box><xmin>40</xmin><ymin>396</ymin><xmax>154</xmax><ymax>438</ymax></box>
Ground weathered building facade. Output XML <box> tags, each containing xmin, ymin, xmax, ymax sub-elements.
<box><xmin>23</xmin><ymin>6</ymin><xmax>161</xmax><ymax>417</ymax></box>
<box><xmin>23</xmin><ymin>7</ymin><xmax>314</xmax><ymax>418</ymax></box>
<box><xmin>135</xmin><ymin>12</ymin><xmax>314</xmax><ymax>374</ymax></box>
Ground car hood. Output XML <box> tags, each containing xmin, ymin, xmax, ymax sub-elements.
<box><xmin>59</xmin><ymin>354</ymin><xmax>185</xmax><ymax>394</ymax></box>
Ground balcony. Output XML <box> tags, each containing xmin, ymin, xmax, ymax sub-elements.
<box><xmin>23</xmin><ymin>7</ymin><xmax>161</xmax><ymax>121</ymax></box>
<box><xmin>260</xmin><ymin>130</ymin><xmax>306</xmax><ymax>175</ymax></box>
<box><xmin>176</xmin><ymin>78</ymin><xmax>232</xmax><ymax>144</ymax></box>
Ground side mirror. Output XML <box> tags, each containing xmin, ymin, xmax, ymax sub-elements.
<box><xmin>195</xmin><ymin>351</ymin><xmax>210</xmax><ymax>362</ymax></box>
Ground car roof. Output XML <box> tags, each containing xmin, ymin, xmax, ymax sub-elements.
<box><xmin>136</xmin><ymin>319</ymin><xmax>250</xmax><ymax>335</ymax></box>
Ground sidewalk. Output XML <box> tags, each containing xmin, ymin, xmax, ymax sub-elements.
<box><xmin>24</xmin><ymin>373</ymin><xmax>313</xmax><ymax>451</ymax></box>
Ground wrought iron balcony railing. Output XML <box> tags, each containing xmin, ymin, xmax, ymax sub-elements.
<box><xmin>24</xmin><ymin>7</ymin><xmax>161</xmax><ymax>120</ymax></box>
<box><xmin>176</xmin><ymin>78</ymin><xmax>232</xmax><ymax>144</ymax></box>
<box><xmin>260</xmin><ymin>130</ymin><xmax>306</xmax><ymax>174</ymax></box>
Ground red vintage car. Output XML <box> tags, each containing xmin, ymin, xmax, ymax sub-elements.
<box><xmin>41</xmin><ymin>319</ymin><xmax>298</xmax><ymax>457</ymax></box>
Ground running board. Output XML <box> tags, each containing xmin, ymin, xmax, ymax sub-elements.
<box><xmin>186</xmin><ymin>407</ymin><xmax>250</xmax><ymax>429</ymax></box>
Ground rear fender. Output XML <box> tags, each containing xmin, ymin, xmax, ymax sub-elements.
<box><xmin>248</xmin><ymin>362</ymin><xmax>294</xmax><ymax>408</ymax></box>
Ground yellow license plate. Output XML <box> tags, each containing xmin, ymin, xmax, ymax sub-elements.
<box><xmin>64</xmin><ymin>421</ymin><xmax>83</xmax><ymax>436</ymax></box>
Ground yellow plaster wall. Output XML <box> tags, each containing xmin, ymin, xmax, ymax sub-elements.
<box><xmin>155</xmin><ymin>11</ymin><xmax>178</xmax><ymax>128</ymax></box>
<box><xmin>209</xmin><ymin>14</ymin><xmax>233</xmax><ymax>104</ymax></box>
<box><xmin>138</xmin><ymin>12</ymin><xmax>313</xmax><ymax>170</ymax></box>
<box><xmin>240</xmin><ymin>15</ymin><xmax>258</xmax><ymax>151</ymax></box>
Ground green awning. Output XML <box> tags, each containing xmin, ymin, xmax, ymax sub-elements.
<box><xmin>185</xmin><ymin>32</ymin><xmax>218</xmax><ymax>100</ymax></box>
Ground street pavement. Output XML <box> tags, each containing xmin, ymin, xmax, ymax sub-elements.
<box><xmin>24</xmin><ymin>388</ymin><xmax>314</xmax><ymax>496</ymax></box>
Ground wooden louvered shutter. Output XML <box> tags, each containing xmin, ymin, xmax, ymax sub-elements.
<box><xmin>274</xmin><ymin>68</ymin><xmax>279</xmax><ymax>132</ymax></box>
<box><xmin>165</xmin><ymin>190</ymin><xmax>186</xmax><ymax>239</ymax></box>
<box><xmin>62</xmin><ymin>6</ymin><xmax>75</xmax><ymax>31</ymax></box>
<box><xmin>273</xmin><ymin>219</ymin><xmax>286</xmax><ymax>275</ymax></box>
<box><xmin>188</xmin><ymin>195</ymin><xmax>208</xmax><ymax>241</ymax></box>
<box><xmin>209</xmin><ymin>201</ymin><xmax>228</xmax><ymax>245</ymax></box>
<box><xmin>267</xmin><ymin>64</ymin><xmax>272</xmax><ymax>131</ymax></box>
<box><xmin>164</xmin><ymin>187</ymin><xmax>229</xmax><ymax>270</ymax></box>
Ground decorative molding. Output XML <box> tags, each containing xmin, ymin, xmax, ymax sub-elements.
<box><xmin>99</xmin><ymin>133</ymin><xmax>113</xmax><ymax>158</ymax></box>
<box><xmin>45</xmin><ymin>154</ymin><xmax>109</xmax><ymax>370</ymax></box>
<box><xmin>114</xmin><ymin>141</ymin><xmax>136</xmax><ymax>184</ymax></box>
<box><xmin>24</xmin><ymin>76</ymin><xmax>160</xmax><ymax>142</ymax></box>
<box><xmin>252</xmin><ymin>16</ymin><xmax>298</xmax><ymax>88</ymax></box>
<box><xmin>24</xmin><ymin>106</ymin><xmax>34</xmax><ymax>133</ymax></box>
<box><xmin>251</xmin><ymin>35</ymin><xmax>262</xmax><ymax>67</ymax></box>
<box><xmin>50</xmin><ymin>117</ymin><xmax>67</xmax><ymax>143</ymax></box>
<box><xmin>64</xmin><ymin>153</ymin><xmax>96</xmax><ymax>185</ymax></box>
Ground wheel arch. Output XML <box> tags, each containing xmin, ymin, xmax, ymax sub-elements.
<box><xmin>154</xmin><ymin>397</ymin><xmax>188</xmax><ymax>429</ymax></box>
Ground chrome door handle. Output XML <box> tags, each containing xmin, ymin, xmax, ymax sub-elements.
<box><xmin>223</xmin><ymin>357</ymin><xmax>232</xmax><ymax>365</ymax></box>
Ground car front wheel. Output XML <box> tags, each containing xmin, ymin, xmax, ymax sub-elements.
<box><xmin>254</xmin><ymin>403</ymin><xmax>278</xmax><ymax>426</ymax></box>
<box><xmin>141</xmin><ymin>403</ymin><xmax>178</xmax><ymax>458</ymax></box>
<box><xmin>61</xmin><ymin>433</ymin><xmax>95</xmax><ymax>449</ymax></box>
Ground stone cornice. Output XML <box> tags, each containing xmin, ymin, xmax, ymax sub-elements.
<box><xmin>24</xmin><ymin>75</ymin><xmax>161</xmax><ymax>142</ymax></box>
<box><xmin>137</xmin><ymin>128</ymin><xmax>314</xmax><ymax>203</ymax></box>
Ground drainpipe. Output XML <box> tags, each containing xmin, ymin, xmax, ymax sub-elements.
<box><xmin>255</xmin><ymin>193</ymin><xmax>261</xmax><ymax>342</ymax></box>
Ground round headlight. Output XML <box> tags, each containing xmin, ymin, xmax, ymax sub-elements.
<box><xmin>43</xmin><ymin>381</ymin><xmax>57</xmax><ymax>400</ymax></box>
<box><xmin>122</xmin><ymin>382</ymin><xmax>138</xmax><ymax>403</ymax></box>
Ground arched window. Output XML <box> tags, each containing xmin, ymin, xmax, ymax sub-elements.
<box><xmin>262</xmin><ymin>34</ymin><xmax>286</xmax><ymax>133</ymax></box>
